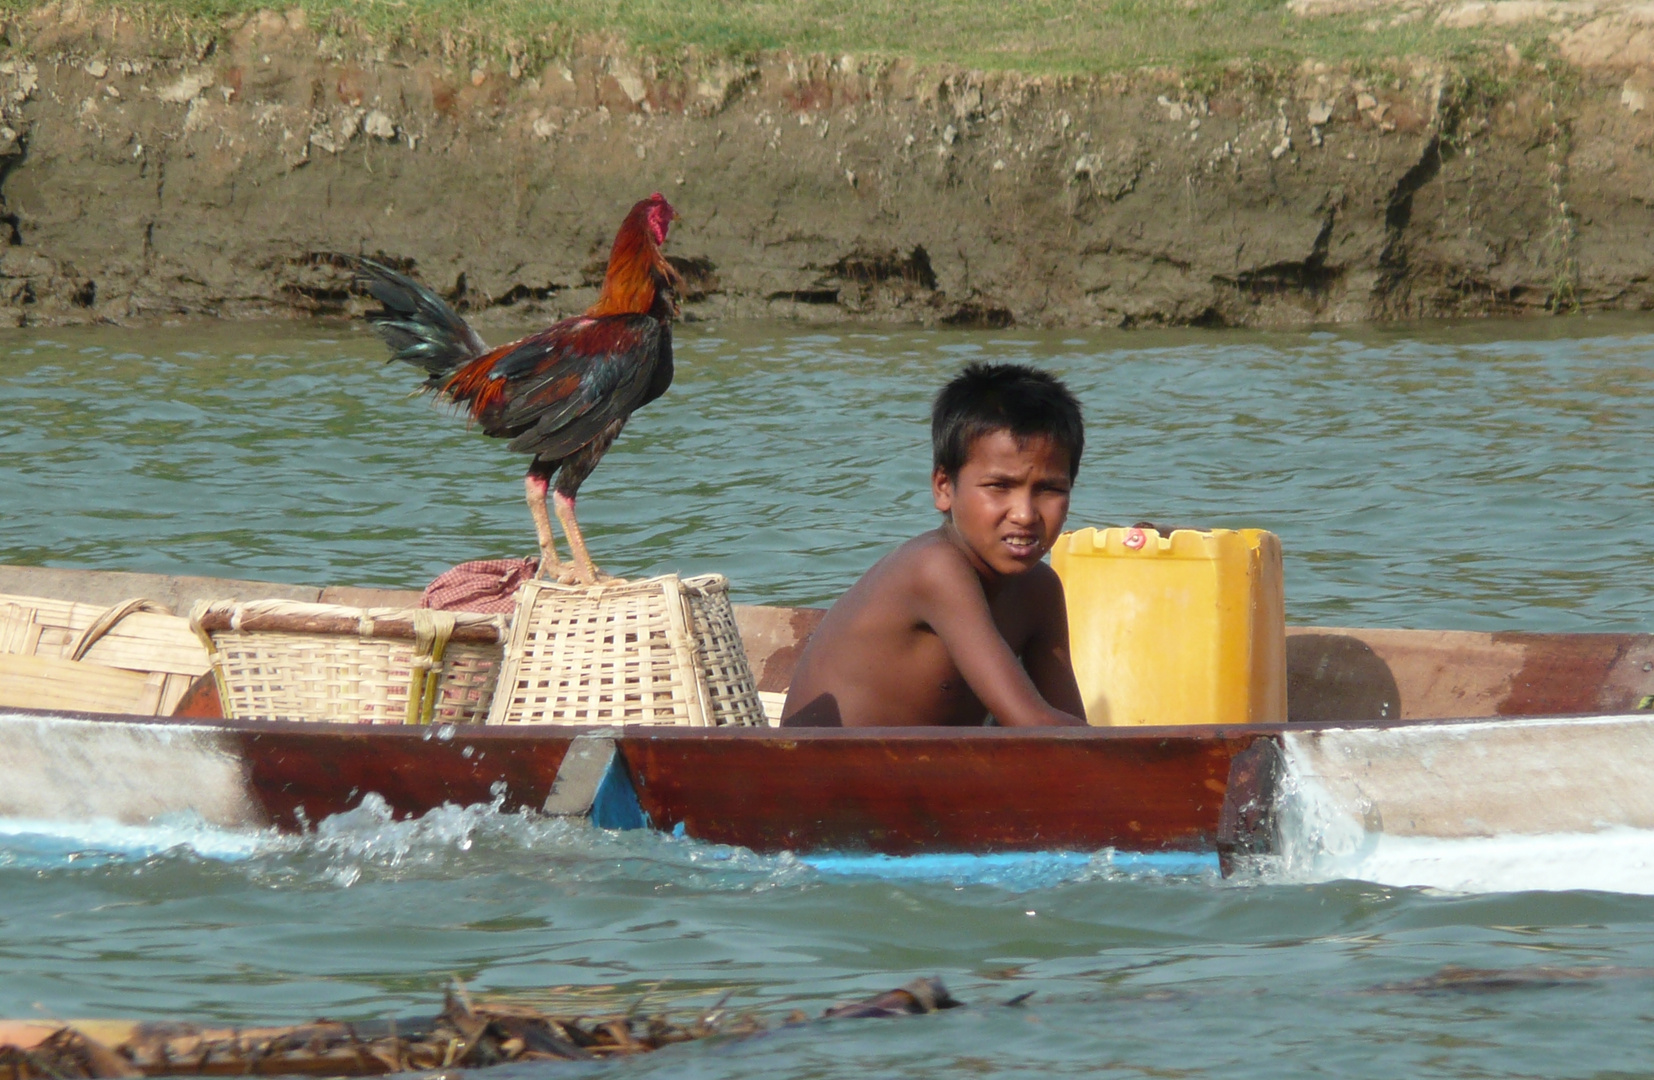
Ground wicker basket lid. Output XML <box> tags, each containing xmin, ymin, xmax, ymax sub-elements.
<box><xmin>488</xmin><ymin>572</ymin><xmax>765</xmax><ymax>727</ymax></box>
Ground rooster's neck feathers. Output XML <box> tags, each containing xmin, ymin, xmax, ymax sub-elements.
<box><xmin>586</xmin><ymin>201</ymin><xmax>679</xmax><ymax>319</ymax></box>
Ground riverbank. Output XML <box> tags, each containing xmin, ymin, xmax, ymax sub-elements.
<box><xmin>0</xmin><ymin>1</ymin><xmax>1650</xmax><ymax>328</ymax></box>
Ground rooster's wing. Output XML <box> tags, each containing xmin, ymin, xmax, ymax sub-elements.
<box><xmin>467</xmin><ymin>315</ymin><xmax>670</xmax><ymax>461</ymax></box>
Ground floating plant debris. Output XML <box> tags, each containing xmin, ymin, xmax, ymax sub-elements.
<box><xmin>1365</xmin><ymin>964</ymin><xmax>1654</xmax><ymax>997</ymax></box>
<box><xmin>0</xmin><ymin>978</ymin><xmax>961</xmax><ymax>1078</ymax></box>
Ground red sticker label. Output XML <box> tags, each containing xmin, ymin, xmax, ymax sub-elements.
<box><xmin>1123</xmin><ymin>527</ymin><xmax>1147</xmax><ymax>550</ymax></box>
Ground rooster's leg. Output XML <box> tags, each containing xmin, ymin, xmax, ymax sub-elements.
<box><xmin>525</xmin><ymin>473</ymin><xmax>563</xmax><ymax>580</ymax></box>
<box><xmin>547</xmin><ymin>422</ymin><xmax>624</xmax><ymax>586</ymax></box>
<box><xmin>552</xmin><ymin>492</ymin><xmax>612</xmax><ymax>586</ymax></box>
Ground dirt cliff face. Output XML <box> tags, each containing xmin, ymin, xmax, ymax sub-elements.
<box><xmin>0</xmin><ymin>6</ymin><xmax>1651</xmax><ymax>329</ymax></box>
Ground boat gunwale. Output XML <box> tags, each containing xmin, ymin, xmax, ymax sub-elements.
<box><xmin>0</xmin><ymin>702</ymin><xmax>1639</xmax><ymax>742</ymax></box>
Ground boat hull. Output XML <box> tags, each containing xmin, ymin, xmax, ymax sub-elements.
<box><xmin>621</xmin><ymin>726</ymin><xmax>1252</xmax><ymax>854</ymax></box>
<box><xmin>12</xmin><ymin>706</ymin><xmax>1654</xmax><ymax>870</ymax></box>
<box><xmin>0</xmin><ymin>708</ymin><xmax>1261</xmax><ymax>854</ymax></box>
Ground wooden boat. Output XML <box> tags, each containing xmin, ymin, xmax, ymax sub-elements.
<box><xmin>0</xmin><ymin>563</ymin><xmax>1650</xmax><ymax>869</ymax></box>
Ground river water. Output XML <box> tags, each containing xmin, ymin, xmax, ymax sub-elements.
<box><xmin>0</xmin><ymin>315</ymin><xmax>1652</xmax><ymax>1075</ymax></box>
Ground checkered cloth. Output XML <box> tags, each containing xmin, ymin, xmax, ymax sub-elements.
<box><xmin>420</xmin><ymin>557</ymin><xmax>540</xmax><ymax>613</ymax></box>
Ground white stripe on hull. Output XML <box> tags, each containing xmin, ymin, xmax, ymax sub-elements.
<box><xmin>1279</xmin><ymin>713</ymin><xmax>1654</xmax><ymax>840</ymax></box>
<box><xmin>0</xmin><ymin>711</ymin><xmax>264</xmax><ymax>828</ymax></box>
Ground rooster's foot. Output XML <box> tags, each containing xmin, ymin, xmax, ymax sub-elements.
<box><xmin>556</xmin><ymin>564</ymin><xmax>618</xmax><ymax>587</ymax></box>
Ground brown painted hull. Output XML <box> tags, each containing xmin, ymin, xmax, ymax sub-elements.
<box><xmin>234</xmin><ymin>721</ymin><xmax>577</xmax><ymax>826</ymax></box>
<box><xmin>229</xmin><ymin>720</ymin><xmax>1261</xmax><ymax>853</ymax></box>
<box><xmin>621</xmin><ymin>726</ymin><xmax>1254</xmax><ymax>853</ymax></box>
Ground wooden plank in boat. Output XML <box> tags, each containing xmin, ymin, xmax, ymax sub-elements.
<box><xmin>0</xmin><ymin>653</ymin><xmax>167</xmax><ymax>715</ymax></box>
<box><xmin>0</xmin><ymin>596</ymin><xmax>208</xmax><ymax>675</ymax></box>
<box><xmin>76</xmin><ymin>611</ymin><xmax>210</xmax><ymax>677</ymax></box>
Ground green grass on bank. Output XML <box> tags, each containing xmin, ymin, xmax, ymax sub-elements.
<box><xmin>0</xmin><ymin>0</ymin><xmax>1558</xmax><ymax>77</ymax></box>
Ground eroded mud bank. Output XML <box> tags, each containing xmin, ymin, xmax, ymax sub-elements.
<box><xmin>0</xmin><ymin>6</ymin><xmax>1651</xmax><ymax>329</ymax></box>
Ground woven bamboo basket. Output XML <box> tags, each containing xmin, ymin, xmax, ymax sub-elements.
<box><xmin>190</xmin><ymin>599</ymin><xmax>507</xmax><ymax>725</ymax></box>
<box><xmin>488</xmin><ymin>573</ymin><xmax>766</xmax><ymax>727</ymax></box>
<box><xmin>0</xmin><ymin>593</ymin><xmax>209</xmax><ymax>715</ymax></box>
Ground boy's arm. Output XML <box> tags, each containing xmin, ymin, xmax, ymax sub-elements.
<box><xmin>1021</xmin><ymin>569</ymin><xmax>1086</xmax><ymax>720</ymax></box>
<box><xmin>913</xmin><ymin>552</ymin><xmax>1086</xmax><ymax>727</ymax></box>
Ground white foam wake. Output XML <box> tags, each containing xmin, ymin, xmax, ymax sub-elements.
<box><xmin>0</xmin><ymin>813</ymin><xmax>274</xmax><ymax>867</ymax></box>
<box><xmin>1267</xmin><ymin>825</ymin><xmax>1654</xmax><ymax>895</ymax></box>
<box><xmin>0</xmin><ymin>797</ymin><xmax>1219</xmax><ymax>890</ymax></box>
<box><xmin>1262</xmin><ymin>750</ymin><xmax>1654</xmax><ymax>895</ymax></box>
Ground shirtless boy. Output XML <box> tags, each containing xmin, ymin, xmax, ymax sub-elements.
<box><xmin>781</xmin><ymin>363</ymin><xmax>1087</xmax><ymax>728</ymax></box>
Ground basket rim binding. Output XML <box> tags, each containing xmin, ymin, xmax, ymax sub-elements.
<box><xmin>189</xmin><ymin>597</ymin><xmax>508</xmax><ymax>636</ymax></box>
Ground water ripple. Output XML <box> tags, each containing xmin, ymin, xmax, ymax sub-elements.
<box><xmin>6</xmin><ymin>315</ymin><xmax>1649</xmax><ymax>627</ymax></box>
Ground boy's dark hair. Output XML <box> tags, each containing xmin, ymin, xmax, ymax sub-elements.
<box><xmin>932</xmin><ymin>362</ymin><xmax>1084</xmax><ymax>479</ymax></box>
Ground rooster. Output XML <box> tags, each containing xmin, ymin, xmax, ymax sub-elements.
<box><xmin>351</xmin><ymin>193</ymin><xmax>680</xmax><ymax>585</ymax></box>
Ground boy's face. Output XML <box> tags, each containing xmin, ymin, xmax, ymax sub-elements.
<box><xmin>932</xmin><ymin>430</ymin><xmax>1072</xmax><ymax>578</ymax></box>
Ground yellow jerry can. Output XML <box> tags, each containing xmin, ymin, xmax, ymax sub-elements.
<box><xmin>1049</xmin><ymin>527</ymin><xmax>1286</xmax><ymax>727</ymax></box>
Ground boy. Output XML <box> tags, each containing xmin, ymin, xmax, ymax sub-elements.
<box><xmin>781</xmin><ymin>363</ymin><xmax>1087</xmax><ymax>728</ymax></box>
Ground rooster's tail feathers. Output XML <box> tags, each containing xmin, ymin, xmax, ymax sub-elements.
<box><xmin>349</xmin><ymin>256</ymin><xmax>488</xmax><ymax>380</ymax></box>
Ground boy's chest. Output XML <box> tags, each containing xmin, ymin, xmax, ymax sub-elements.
<box><xmin>908</xmin><ymin>631</ymin><xmax>990</xmax><ymax>724</ymax></box>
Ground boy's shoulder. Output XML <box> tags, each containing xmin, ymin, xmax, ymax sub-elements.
<box><xmin>884</xmin><ymin>529</ymin><xmax>1065</xmax><ymax>603</ymax></box>
<box><xmin>882</xmin><ymin>529</ymin><xmax>978</xmax><ymax>587</ymax></box>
